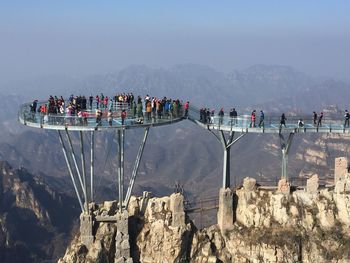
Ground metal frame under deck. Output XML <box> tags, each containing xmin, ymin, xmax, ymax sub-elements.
<box><xmin>58</xmin><ymin>127</ymin><xmax>150</xmax><ymax>213</ymax></box>
<box><xmin>58</xmin><ymin>130</ymin><xmax>92</xmax><ymax>213</ymax></box>
<box><xmin>207</xmin><ymin>128</ymin><xmax>247</xmax><ymax>189</ymax></box>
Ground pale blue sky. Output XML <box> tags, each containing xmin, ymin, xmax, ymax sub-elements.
<box><xmin>1</xmin><ymin>1</ymin><xmax>350</xmax><ymax>82</ymax></box>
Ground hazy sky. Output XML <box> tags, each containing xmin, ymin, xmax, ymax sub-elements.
<box><xmin>1</xmin><ymin>0</ymin><xmax>350</xmax><ymax>83</ymax></box>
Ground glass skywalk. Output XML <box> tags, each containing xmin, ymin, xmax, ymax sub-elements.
<box><xmin>19</xmin><ymin>100</ymin><xmax>185</xmax><ymax>131</ymax></box>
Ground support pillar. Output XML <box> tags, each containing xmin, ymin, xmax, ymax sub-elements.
<box><xmin>90</xmin><ymin>130</ymin><xmax>95</xmax><ymax>202</ymax></box>
<box><xmin>115</xmin><ymin>211</ymin><xmax>133</xmax><ymax>263</ymax></box>
<box><xmin>121</xmin><ymin>129</ymin><xmax>124</xmax><ymax>206</ymax></box>
<box><xmin>80</xmin><ymin>212</ymin><xmax>94</xmax><ymax>247</ymax></box>
<box><xmin>117</xmin><ymin>129</ymin><xmax>125</xmax><ymax>212</ymax></box>
<box><xmin>65</xmin><ymin>130</ymin><xmax>87</xmax><ymax>211</ymax></box>
<box><xmin>208</xmin><ymin>129</ymin><xmax>246</xmax><ymax>189</ymax></box>
<box><xmin>223</xmin><ymin>148</ymin><xmax>230</xmax><ymax>188</ymax></box>
<box><xmin>58</xmin><ymin>130</ymin><xmax>84</xmax><ymax>212</ymax></box>
<box><xmin>124</xmin><ymin>127</ymin><xmax>150</xmax><ymax>208</ymax></box>
<box><xmin>170</xmin><ymin>193</ymin><xmax>185</xmax><ymax>227</ymax></box>
<box><xmin>279</xmin><ymin>132</ymin><xmax>294</xmax><ymax>181</ymax></box>
<box><xmin>80</xmin><ymin>131</ymin><xmax>89</xmax><ymax>212</ymax></box>
<box><xmin>217</xmin><ymin>187</ymin><xmax>234</xmax><ymax>232</ymax></box>
<box><xmin>206</xmin><ymin>130</ymin><xmax>245</xmax><ymax>232</ymax></box>
<box><xmin>282</xmin><ymin>148</ymin><xmax>288</xmax><ymax>180</ymax></box>
<box><xmin>58</xmin><ymin>130</ymin><xmax>95</xmax><ymax>246</ymax></box>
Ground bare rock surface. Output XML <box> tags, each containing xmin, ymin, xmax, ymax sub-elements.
<box><xmin>60</xmin><ymin>176</ymin><xmax>350</xmax><ymax>263</ymax></box>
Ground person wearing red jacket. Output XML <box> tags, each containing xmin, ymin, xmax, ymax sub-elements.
<box><xmin>184</xmin><ymin>101</ymin><xmax>189</xmax><ymax>118</ymax></box>
<box><xmin>250</xmin><ymin>110</ymin><xmax>256</xmax><ymax>128</ymax></box>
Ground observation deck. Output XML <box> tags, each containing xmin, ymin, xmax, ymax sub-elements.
<box><xmin>19</xmin><ymin>101</ymin><xmax>185</xmax><ymax>131</ymax></box>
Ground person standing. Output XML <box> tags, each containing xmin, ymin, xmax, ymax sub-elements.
<box><xmin>95</xmin><ymin>108</ymin><xmax>102</xmax><ymax>126</ymax></box>
<box><xmin>280</xmin><ymin>113</ymin><xmax>287</xmax><ymax>128</ymax></box>
<box><xmin>184</xmin><ymin>101</ymin><xmax>189</xmax><ymax>118</ymax></box>
<box><xmin>317</xmin><ymin>112</ymin><xmax>324</xmax><ymax>127</ymax></box>
<box><xmin>121</xmin><ymin>109</ymin><xmax>127</xmax><ymax>125</ymax></box>
<box><xmin>250</xmin><ymin>110</ymin><xmax>256</xmax><ymax>128</ymax></box>
<box><xmin>345</xmin><ymin>110</ymin><xmax>350</xmax><ymax>128</ymax></box>
<box><xmin>258</xmin><ymin>110</ymin><xmax>265</xmax><ymax>128</ymax></box>
<box><xmin>298</xmin><ymin>119</ymin><xmax>304</xmax><ymax>128</ymax></box>
<box><xmin>313</xmin><ymin>111</ymin><xmax>317</xmax><ymax>125</ymax></box>
<box><xmin>30</xmin><ymin>99</ymin><xmax>38</xmax><ymax>113</ymax></box>
<box><xmin>229</xmin><ymin>108</ymin><xmax>234</xmax><ymax>126</ymax></box>
<box><xmin>89</xmin><ymin>95</ymin><xmax>93</xmax><ymax>109</ymax></box>
<box><xmin>218</xmin><ymin>108</ymin><xmax>224</xmax><ymax>125</ymax></box>
<box><xmin>107</xmin><ymin>110</ymin><xmax>113</xmax><ymax>126</ymax></box>
<box><xmin>95</xmin><ymin>95</ymin><xmax>100</xmax><ymax>109</ymax></box>
<box><xmin>229</xmin><ymin>108</ymin><xmax>234</xmax><ymax>118</ymax></box>
<box><xmin>146</xmin><ymin>100</ymin><xmax>152</xmax><ymax>120</ymax></box>
<box><xmin>232</xmin><ymin>108</ymin><xmax>238</xmax><ymax>124</ymax></box>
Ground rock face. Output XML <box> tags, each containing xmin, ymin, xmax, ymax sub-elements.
<box><xmin>277</xmin><ymin>178</ymin><xmax>290</xmax><ymax>195</ymax></box>
<box><xmin>60</xmin><ymin>164</ymin><xmax>350</xmax><ymax>263</ymax></box>
<box><xmin>59</xmin><ymin>193</ymin><xmax>193</xmax><ymax>263</ymax></box>
<box><xmin>0</xmin><ymin>161</ymin><xmax>79</xmax><ymax>263</ymax></box>
<box><xmin>335</xmin><ymin>157</ymin><xmax>348</xmax><ymax>183</ymax></box>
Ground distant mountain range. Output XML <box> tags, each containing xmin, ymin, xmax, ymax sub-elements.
<box><xmin>4</xmin><ymin>64</ymin><xmax>343</xmax><ymax>108</ymax></box>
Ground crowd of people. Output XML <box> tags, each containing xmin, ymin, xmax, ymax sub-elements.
<box><xmin>28</xmin><ymin>95</ymin><xmax>350</xmax><ymax>129</ymax></box>
<box><xmin>198</xmin><ymin>107</ymin><xmax>350</xmax><ymax>129</ymax></box>
<box><xmin>29</xmin><ymin>93</ymin><xmax>188</xmax><ymax>126</ymax></box>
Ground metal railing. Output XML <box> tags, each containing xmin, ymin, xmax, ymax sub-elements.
<box><xmin>188</xmin><ymin>106</ymin><xmax>350</xmax><ymax>132</ymax></box>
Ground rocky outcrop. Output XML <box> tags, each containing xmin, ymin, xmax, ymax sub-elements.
<box><xmin>60</xmin><ymin>164</ymin><xmax>350</xmax><ymax>262</ymax></box>
<box><xmin>59</xmin><ymin>193</ymin><xmax>193</xmax><ymax>263</ymax></box>
<box><xmin>189</xmin><ymin>177</ymin><xmax>350</xmax><ymax>262</ymax></box>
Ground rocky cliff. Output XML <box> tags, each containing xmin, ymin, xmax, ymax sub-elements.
<box><xmin>59</xmin><ymin>167</ymin><xmax>350</xmax><ymax>263</ymax></box>
<box><xmin>0</xmin><ymin>161</ymin><xmax>79</xmax><ymax>263</ymax></box>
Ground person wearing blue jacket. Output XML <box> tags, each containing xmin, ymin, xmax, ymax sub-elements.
<box><xmin>258</xmin><ymin>110</ymin><xmax>265</xmax><ymax>128</ymax></box>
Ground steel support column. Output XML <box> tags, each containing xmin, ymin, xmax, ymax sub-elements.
<box><xmin>65</xmin><ymin>130</ymin><xmax>86</xmax><ymax>198</ymax></box>
<box><xmin>124</xmin><ymin>127</ymin><xmax>150</xmax><ymax>208</ymax></box>
<box><xmin>79</xmin><ymin>131</ymin><xmax>89</xmax><ymax>212</ymax></box>
<box><xmin>90</xmin><ymin>131</ymin><xmax>94</xmax><ymax>202</ymax></box>
<box><xmin>117</xmin><ymin>129</ymin><xmax>125</xmax><ymax>212</ymax></box>
<box><xmin>281</xmin><ymin>149</ymin><xmax>288</xmax><ymax>180</ymax></box>
<box><xmin>222</xmin><ymin>148</ymin><xmax>230</xmax><ymax>188</ymax></box>
<box><xmin>121</xmin><ymin>129</ymin><xmax>125</xmax><ymax>206</ymax></box>
<box><xmin>279</xmin><ymin>132</ymin><xmax>294</xmax><ymax>180</ymax></box>
<box><xmin>58</xmin><ymin>130</ymin><xmax>84</xmax><ymax>212</ymax></box>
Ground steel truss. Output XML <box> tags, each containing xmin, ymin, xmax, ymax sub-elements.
<box><xmin>207</xmin><ymin>128</ymin><xmax>246</xmax><ymax>189</ymax></box>
<box><xmin>58</xmin><ymin>130</ymin><xmax>94</xmax><ymax>213</ymax></box>
<box><xmin>58</xmin><ymin>127</ymin><xmax>150</xmax><ymax>213</ymax></box>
